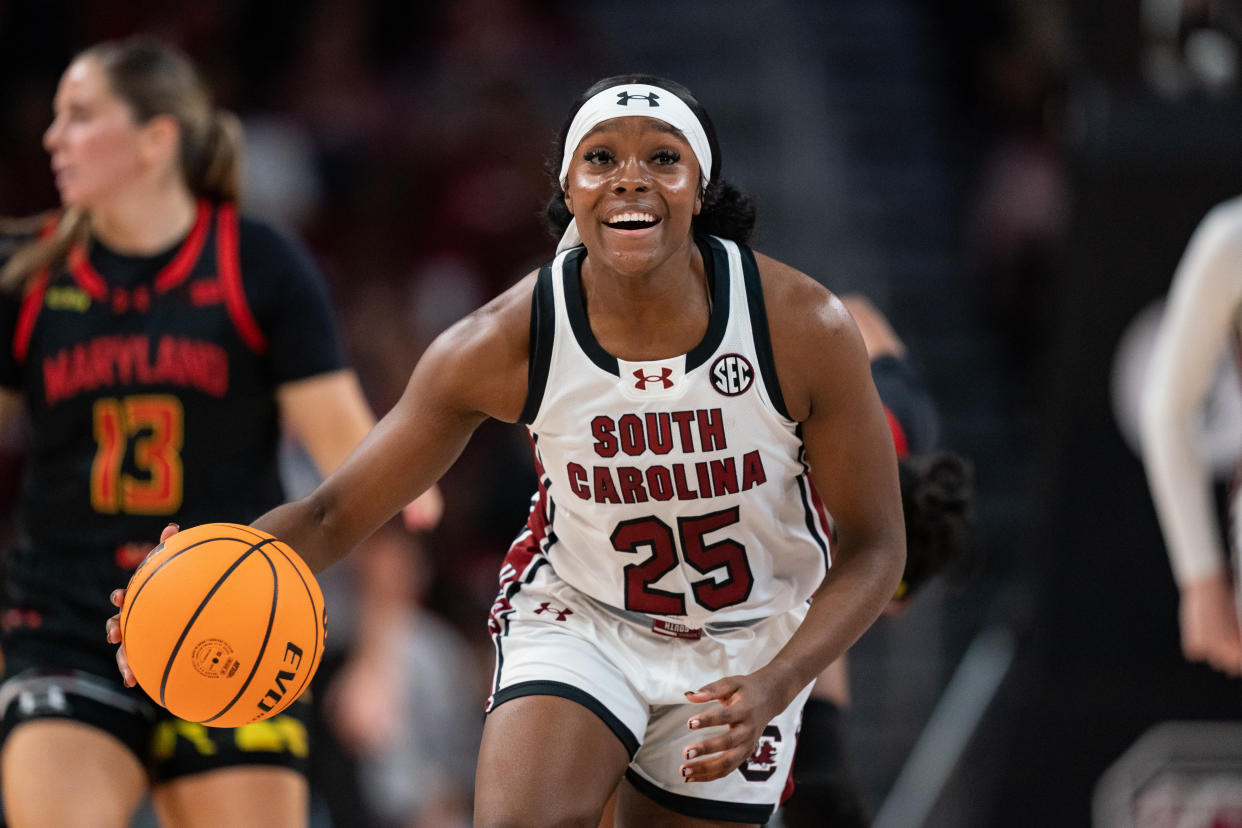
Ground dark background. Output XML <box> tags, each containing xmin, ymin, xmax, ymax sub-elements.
<box><xmin>3</xmin><ymin>1</ymin><xmax>1242</xmax><ymax>826</ymax></box>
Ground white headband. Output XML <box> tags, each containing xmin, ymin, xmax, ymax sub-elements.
<box><xmin>556</xmin><ymin>83</ymin><xmax>713</xmax><ymax>253</ymax></box>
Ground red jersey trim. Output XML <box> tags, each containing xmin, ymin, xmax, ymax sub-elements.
<box><xmin>154</xmin><ymin>199</ymin><xmax>210</xmax><ymax>293</ymax></box>
<box><xmin>885</xmin><ymin>405</ymin><xmax>909</xmax><ymax>459</ymax></box>
<box><xmin>215</xmin><ymin>203</ymin><xmax>267</xmax><ymax>354</ymax></box>
<box><xmin>67</xmin><ymin>244</ymin><xmax>107</xmax><ymax>301</ymax></box>
<box><xmin>803</xmin><ymin>470</ymin><xmax>834</xmax><ymax>560</ymax></box>
<box><xmin>13</xmin><ymin>270</ymin><xmax>49</xmax><ymax>363</ymax></box>
<box><xmin>67</xmin><ymin>200</ymin><xmax>211</xmax><ymax>302</ymax></box>
<box><xmin>13</xmin><ymin>216</ymin><xmax>60</xmax><ymax>363</ymax></box>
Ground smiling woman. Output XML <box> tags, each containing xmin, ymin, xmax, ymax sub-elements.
<box><xmin>107</xmin><ymin>73</ymin><xmax>906</xmax><ymax>828</ymax></box>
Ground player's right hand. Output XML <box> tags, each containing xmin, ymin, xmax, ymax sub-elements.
<box><xmin>105</xmin><ymin>522</ymin><xmax>180</xmax><ymax>687</ymax></box>
<box><xmin>1180</xmin><ymin>572</ymin><xmax>1242</xmax><ymax>676</ymax></box>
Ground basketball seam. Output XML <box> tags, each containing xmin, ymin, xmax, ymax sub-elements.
<box><xmin>200</xmin><ymin>538</ymin><xmax>281</xmax><ymax>724</ymax></box>
<box><xmin>122</xmin><ymin>523</ymin><xmax>269</xmax><ymax>645</ymax></box>
<box><xmin>124</xmin><ymin>536</ymin><xmax>235</xmax><ymax>653</ymax></box>
<box><xmin>156</xmin><ymin>537</ymin><xmax>272</xmax><ymax>711</ymax></box>
<box><xmin>258</xmin><ymin>542</ymin><xmax>323</xmax><ymax>716</ymax></box>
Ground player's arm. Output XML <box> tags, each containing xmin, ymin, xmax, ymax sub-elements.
<box><xmin>761</xmin><ymin>268</ymin><xmax>906</xmax><ymax>691</ymax></box>
<box><xmin>1140</xmin><ymin>199</ymin><xmax>1242</xmax><ymax>674</ymax></box>
<box><xmin>250</xmin><ymin>217</ymin><xmax>445</xmax><ymax>528</ymax></box>
<box><xmin>252</xmin><ymin>272</ymin><xmax>537</xmax><ymax>574</ymax></box>
<box><xmin>681</xmin><ymin>260</ymin><xmax>905</xmax><ymax>782</ymax></box>
<box><xmin>276</xmin><ymin>369</ymin><xmax>444</xmax><ymax>529</ymax></box>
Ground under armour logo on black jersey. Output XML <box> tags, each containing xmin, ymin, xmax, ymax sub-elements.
<box><xmin>617</xmin><ymin>90</ymin><xmax>660</xmax><ymax>107</ymax></box>
<box><xmin>633</xmin><ymin>367</ymin><xmax>674</xmax><ymax>390</ymax></box>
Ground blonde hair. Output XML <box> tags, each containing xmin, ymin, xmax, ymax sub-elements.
<box><xmin>0</xmin><ymin>36</ymin><xmax>244</xmax><ymax>291</ymax></box>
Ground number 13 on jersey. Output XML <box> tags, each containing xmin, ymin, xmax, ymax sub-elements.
<box><xmin>91</xmin><ymin>394</ymin><xmax>184</xmax><ymax>514</ymax></box>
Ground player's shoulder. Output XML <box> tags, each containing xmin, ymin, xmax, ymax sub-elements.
<box><xmin>234</xmin><ymin>212</ymin><xmax>310</xmax><ymax>262</ymax></box>
<box><xmin>419</xmin><ymin>269</ymin><xmax>539</xmax><ymax>422</ymax></box>
<box><xmin>749</xmin><ymin>249</ymin><xmax>851</xmax><ymax>335</ymax></box>
<box><xmin>231</xmin><ymin>211</ymin><xmax>325</xmax><ymax>295</ymax></box>
<box><xmin>439</xmin><ymin>269</ymin><xmax>538</xmax><ymax>355</ymax></box>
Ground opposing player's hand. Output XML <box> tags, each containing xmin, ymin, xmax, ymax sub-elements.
<box><xmin>105</xmin><ymin>522</ymin><xmax>180</xmax><ymax>687</ymax></box>
<box><xmin>402</xmin><ymin>485</ymin><xmax>444</xmax><ymax>532</ymax></box>
<box><xmin>679</xmin><ymin>672</ymin><xmax>786</xmax><ymax>782</ymax></box>
<box><xmin>1180</xmin><ymin>573</ymin><xmax>1242</xmax><ymax>676</ymax></box>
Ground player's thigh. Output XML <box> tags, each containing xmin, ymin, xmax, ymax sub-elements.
<box><xmin>153</xmin><ymin>765</ymin><xmax>308</xmax><ymax>828</ymax></box>
<box><xmin>614</xmin><ymin>777</ymin><xmax>758</xmax><ymax>828</ymax></box>
<box><xmin>476</xmin><ymin>694</ymin><xmax>630</xmax><ymax>827</ymax></box>
<box><xmin>148</xmin><ymin>701</ymin><xmax>311</xmax><ymax>828</ymax></box>
<box><xmin>1</xmin><ymin>719</ymin><xmax>147</xmax><ymax>828</ymax></box>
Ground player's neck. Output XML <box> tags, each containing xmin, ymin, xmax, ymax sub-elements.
<box><xmin>90</xmin><ymin>184</ymin><xmax>198</xmax><ymax>257</ymax></box>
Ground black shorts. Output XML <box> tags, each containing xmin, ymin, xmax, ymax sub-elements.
<box><xmin>0</xmin><ymin>639</ymin><xmax>311</xmax><ymax>783</ymax></box>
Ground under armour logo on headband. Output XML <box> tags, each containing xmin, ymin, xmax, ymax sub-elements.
<box><xmin>617</xmin><ymin>90</ymin><xmax>660</xmax><ymax>107</ymax></box>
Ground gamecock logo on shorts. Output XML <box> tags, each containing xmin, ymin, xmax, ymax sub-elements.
<box><xmin>739</xmin><ymin>724</ymin><xmax>781</xmax><ymax>782</ymax></box>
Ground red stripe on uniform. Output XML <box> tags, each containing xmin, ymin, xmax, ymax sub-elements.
<box><xmin>487</xmin><ymin>441</ymin><xmax>553</xmax><ymax>632</ymax></box>
<box><xmin>803</xmin><ymin>471</ymin><xmax>834</xmax><ymax>565</ymax></box>
<box><xmin>12</xmin><ymin>270</ymin><xmax>48</xmax><ymax>363</ymax></box>
<box><xmin>154</xmin><ymin>199</ymin><xmax>210</xmax><ymax>292</ymax></box>
<box><xmin>68</xmin><ymin>244</ymin><xmax>107</xmax><ymax>301</ymax></box>
<box><xmin>215</xmin><ymin>203</ymin><xmax>267</xmax><ymax>353</ymax></box>
<box><xmin>884</xmin><ymin>405</ymin><xmax>909</xmax><ymax>459</ymax></box>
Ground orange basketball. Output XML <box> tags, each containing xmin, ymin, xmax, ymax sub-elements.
<box><xmin>119</xmin><ymin>522</ymin><xmax>325</xmax><ymax>728</ymax></box>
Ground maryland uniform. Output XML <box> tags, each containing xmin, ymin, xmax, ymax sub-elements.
<box><xmin>0</xmin><ymin>200</ymin><xmax>342</xmax><ymax>779</ymax></box>
<box><xmin>487</xmin><ymin>236</ymin><xmax>831</xmax><ymax>822</ymax></box>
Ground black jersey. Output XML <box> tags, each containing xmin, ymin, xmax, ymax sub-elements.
<box><xmin>871</xmin><ymin>354</ymin><xmax>940</xmax><ymax>457</ymax></box>
<box><xmin>0</xmin><ymin>201</ymin><xmax>343</xmax><ymax>672</ymax></box>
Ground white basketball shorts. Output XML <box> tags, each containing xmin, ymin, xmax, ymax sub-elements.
<box><xmin>486</xmin><ymin>558</ymin><xmax>813</xmax><ymax>823</ymax></box>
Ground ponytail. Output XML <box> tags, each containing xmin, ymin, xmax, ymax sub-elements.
<box><xmin>186</xmin><ymin>108</ymin><xmax>243</xmax><ymax>204</ymax></box>
<box><xmin>0</xmin><ymin>209</ymin><xmax>89</xmax><ymax>292</ymax></box>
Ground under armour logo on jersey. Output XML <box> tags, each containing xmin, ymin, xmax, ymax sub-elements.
<box><xmin>617</xmin><ymin>90</ymin><xmax>660</xmax><ymax>107</ymax></box>
<box><xmin>710</xmin><ymin>354</ymin><xmax>754</xmax><ymax>396</ymax></box>
<box><xmin>633</xmin><ymin>367</ymin><xmax>674</xmax><ymax>390</ymax></box>
<box><xmin>534</xmin><ymin>602</ymin><xmax>573</xmax><ymax>621</ymax></box>
<box><xmin>739</xmin><ymin>725</ymin><xmax>782</xmax><ymax>782</ymax></box>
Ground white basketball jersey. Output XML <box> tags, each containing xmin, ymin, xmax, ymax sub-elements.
<box><xmin>515</xmin><ymin>236</ymin><xmax>832</xmax><ymax>627</ymax></box>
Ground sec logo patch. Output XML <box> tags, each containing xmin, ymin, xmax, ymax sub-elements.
<box><xmin>710</xmin><ymin>353</ymin><xmax>754</xmax><ymax>396</ymax></box>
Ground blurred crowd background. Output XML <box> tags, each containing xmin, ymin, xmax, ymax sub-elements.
<box><xmin>3</xmin><ymin>1</ymin><xmax>1242</xmax><ymax>826</ymax></box>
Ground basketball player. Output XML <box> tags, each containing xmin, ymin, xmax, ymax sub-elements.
<box><xmin>1141</xmin><ymin>196</ymin><xmax>1242</xmax><ymax>677</ymax></box>
<box><xmin>111</xmin><ymin>73</ymin><xmax>907</xmax><ymax>825</ymax></box>
<box><xmin>780</xmin><ymin>293</ymin><xmax>975</xmax><ymax>827</ymax></box>
<box><xmin>0</xmin><ymin>36</ymin><xmax>438</xmax><ymax>828</ymax></box>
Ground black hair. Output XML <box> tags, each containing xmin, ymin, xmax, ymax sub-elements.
<box><xmin>543</xmin><ymin>73</ymin><xmax>756</xmax><ymax>244</ymax></box>
<box><xmin>896</xmin><ymin>450</ymin><xmax>977</xmax><ymax>599</ymax></box>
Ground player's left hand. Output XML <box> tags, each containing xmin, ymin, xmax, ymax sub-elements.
<box><xmin>679</xmin><ymin>672</ymin><xmax>787</xmax><ymax>782</ymax></box>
